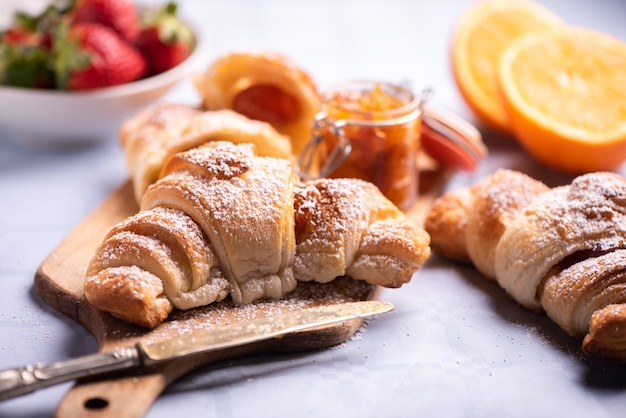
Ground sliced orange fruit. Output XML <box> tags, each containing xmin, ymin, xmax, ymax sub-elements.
<box><xmin>451</xmin><ymin>0</ymin><xmax>563</xmax><ymax>134</ymax></box>
<box><xmin>498</xmin><ymin>27</ymin><xmax>626</xmax><ymax>173</ymax></box>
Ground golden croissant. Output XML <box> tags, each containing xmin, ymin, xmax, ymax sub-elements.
<box><xmin>119</xmin><ymin>102</ymin><xmax>295</xmax><ymax>203</ymax></box>
<box><xmin>85</xmin><ymin>141</ymin><xmax>430</xmax><ymax>328</ymax></box>
<box><xmin>424</xmin><ymin>169</ymin><xmax>626</xmax><ymax>361</ymax></box>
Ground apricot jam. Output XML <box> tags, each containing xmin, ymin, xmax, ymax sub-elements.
<box><xmin>232</xmin><ymin>84</ymin><xmax>300</xmax><ymax>125</ymax></box>
<box><xmin>315</xmin><ymin>81</ymin><xmax>421</xmax><ymax>210</ymax></box>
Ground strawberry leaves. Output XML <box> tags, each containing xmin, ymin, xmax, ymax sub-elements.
<box><xmin>51</xmin><ymin>20</ymin><xmax>90</xmax><ymax>90</ymax></box>
<box><xmin>0</xmin><ymin>43</ymin><xmax>54</xmax><ymax>88</ymax></box>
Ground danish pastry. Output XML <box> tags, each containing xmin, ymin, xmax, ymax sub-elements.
<box><xmin>194</xmin><ymin>51</ymin><xmax>319</xmax><ymax>163</ymax></box>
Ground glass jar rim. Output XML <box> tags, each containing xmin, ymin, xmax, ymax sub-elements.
<box><xmin>319</xmin><ymin>80</ymin><xmax>422</xmax><ymax>120</ymax></box>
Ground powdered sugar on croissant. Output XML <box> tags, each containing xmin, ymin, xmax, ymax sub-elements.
<box><xmin>119</xmin><ymin>102</ymin><xmax>294</xmax><ymax>203</ymax></box>
<box><xmin>86</xmin><ymin>142</ymin><xmax>296</xmax><ymax>327</ymax></box>
<box><xmin>294</xmin><ymin>178</ymin><xmax>430</xmax><ymax>288</ymax></box>
<box><xmin>85</xmin><ymin>141</ymin><xmax>430</xmax><ymax>328</ymax></box>
<box><xmin>425</xmin><ymin>169</ymin><xmax>626</xmax><ymax>361</ymax></box>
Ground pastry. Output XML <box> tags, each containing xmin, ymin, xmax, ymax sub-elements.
<box><xmin>294</xmin><ymin>178</ymin><xmax>430</xmax><ymax>288</ymax></box>
<box><xmin>85</xmin><ymin>141</ymin><xmax>430</xmax><ymax>328</ymax></box>
<box><xmin>119</xmin><ymin>102</ymin><xmax>293</xmax><ymax>202</ymax></box>
<box><xmin>424</xmin><ymin>169</ymin><xmax>626</xmax><ymax>360</ymax></box>
<box><xmin>194</xmin><ymin>51</ymin><xmax>320</xmax><ymax>163</ymax></box>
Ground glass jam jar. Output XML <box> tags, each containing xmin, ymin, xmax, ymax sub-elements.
<box><xmin>302</xmin><ymin>81</ymin><xmax>422</xmax><ymax>210</ymax></box>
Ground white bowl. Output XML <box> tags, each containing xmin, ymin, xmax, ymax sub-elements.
<box><xmin>0</xmin><ymin>29</ymin><xmax>203</xmax><ymax>148</ymax></box>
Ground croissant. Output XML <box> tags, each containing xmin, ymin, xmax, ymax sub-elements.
<box><xmin>85</xmin><ymin>141</ymin><xmax>430</xmax><ymax>328</ymax></box>
<box><xmin>193</xmin><ymin>51</ymin><xmax>320</xmax><ymax>162</ymax></box>
<box><xmin>294</xmin><ymin>177</ymin><xmax>429</xmax><ymax>289</ymax></box>
<box><xmin>119</xmin><ymin>102</ymin><xmax>294</xmax><ymax>202</ymax></box>
<box><xmin>424</xmin><ymin>169</ymin><xmax>626</xmax><ymax>360</ymax></box>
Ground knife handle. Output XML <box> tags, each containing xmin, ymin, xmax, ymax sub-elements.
<box><xmin>0</xmin><ymin>346</ymin><xmax>141</xmax><ymax>401</ymax></box>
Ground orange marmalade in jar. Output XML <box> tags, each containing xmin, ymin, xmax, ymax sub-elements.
<box><xmin>310</xmin><ymin>81</ymin><xmax>421</xmax><ymax>210</ymax></box>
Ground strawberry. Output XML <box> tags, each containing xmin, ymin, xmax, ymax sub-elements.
<box><xmin>0</xmin><ymin>6</ymin><xmax>64</xmax><ymax>88</ymax></box>
<box><xmin>73</xmin><ymin>0</ymin><xmax>140</xmax><ymax>43</ymax></box>
<box><xmin>136</xmin><ymin>2</ymin><xmax>194</xmax><ymax>76</ymax></box>
<box><xmin>53</xmin><ymin>22</ymin><xmax>146</xmax><ymax>90</ymax></box>
<box><xmin>3</xmin><ymin>28</ymin><xmax>43</xmax><ymax>47</ymax></box>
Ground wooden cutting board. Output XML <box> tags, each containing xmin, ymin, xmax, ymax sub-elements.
<box><xmin>33</xmin><ymin>169</ymin><xmax>447</xmax><ymax>418</ymax></box>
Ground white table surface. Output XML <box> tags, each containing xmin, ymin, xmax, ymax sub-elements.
<box><xmin>2</xmin><ymin>0</ymin><xmax>626</xmax><ymax>417</ymax></box>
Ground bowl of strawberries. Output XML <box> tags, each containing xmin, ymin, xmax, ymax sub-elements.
<box><xmin>0</xmin><ymin>0</ymin><xmax>201</xmax><ymax>147</ymax></box>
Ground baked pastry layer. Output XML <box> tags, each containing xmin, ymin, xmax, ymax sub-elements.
<box><xmin>425</xmin><ymin>169</ymin><xmax>626</xmax><ymax>361</ymax></box>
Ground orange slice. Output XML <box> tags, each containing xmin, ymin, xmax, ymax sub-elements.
<box><xmin>451</xmin><ymin>0</ymin><xmax>562</xmax><ymax>134</ymax></box>
<box><xmin>498</xmin><ymin>27</ymin><xmax>626</xmax><ymax>173</ymax></box>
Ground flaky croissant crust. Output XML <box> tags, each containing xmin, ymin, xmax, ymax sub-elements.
<box><xmin>119</xmin><ymin>103</ymin><xmax>294</xmax><ymax>203</ymax></box>
<box><xmin>425</xmin><ymin>169</ymin><xmax>626</xmax><ymax>361</ymax></box>
<box><xmin>85</xmin><ymin>141</ymin><xmax>430</xmax><ymax>328</ymax></box>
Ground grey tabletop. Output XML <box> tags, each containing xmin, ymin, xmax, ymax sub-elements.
<box><xmin>1</xmin><ymin>0</ymin><xmax>626</xmax><ymax>417</ymax></box>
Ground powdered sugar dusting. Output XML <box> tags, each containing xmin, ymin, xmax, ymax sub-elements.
<box><xmin>90</xmin><ymin>141</ymin><xmax>422</xmax><ymax>340</ymax></box>
<box><xmin>496</xmin><ymin>171</ymin><xmax>626</xmax><ymax>312</ymax></box>
<box><xmin>293</xmin><ymin>177</ymin><xmax>426</xmax><ymax>287</ymax></box>
<box><xmin>135</xmin><ymin>277</ymin><xmax>375</xmax><ymax>344</ymax></box>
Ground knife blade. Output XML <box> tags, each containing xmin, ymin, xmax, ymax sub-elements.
<box><xmin>0</xmin><ymin>300</ymin><xmax>393</xmax><ymax>401</ymax></box>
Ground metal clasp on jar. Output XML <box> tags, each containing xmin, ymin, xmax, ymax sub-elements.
<box><xmin>297</xmin><ymin>105</ymin><xmax>423</xmax><ymax>180</ymax></box>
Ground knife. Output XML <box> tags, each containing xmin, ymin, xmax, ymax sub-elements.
<box><xmin>0</xmin><ymin>300</ymin><xmax>393</xmax><ymax>401</ymax></box>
